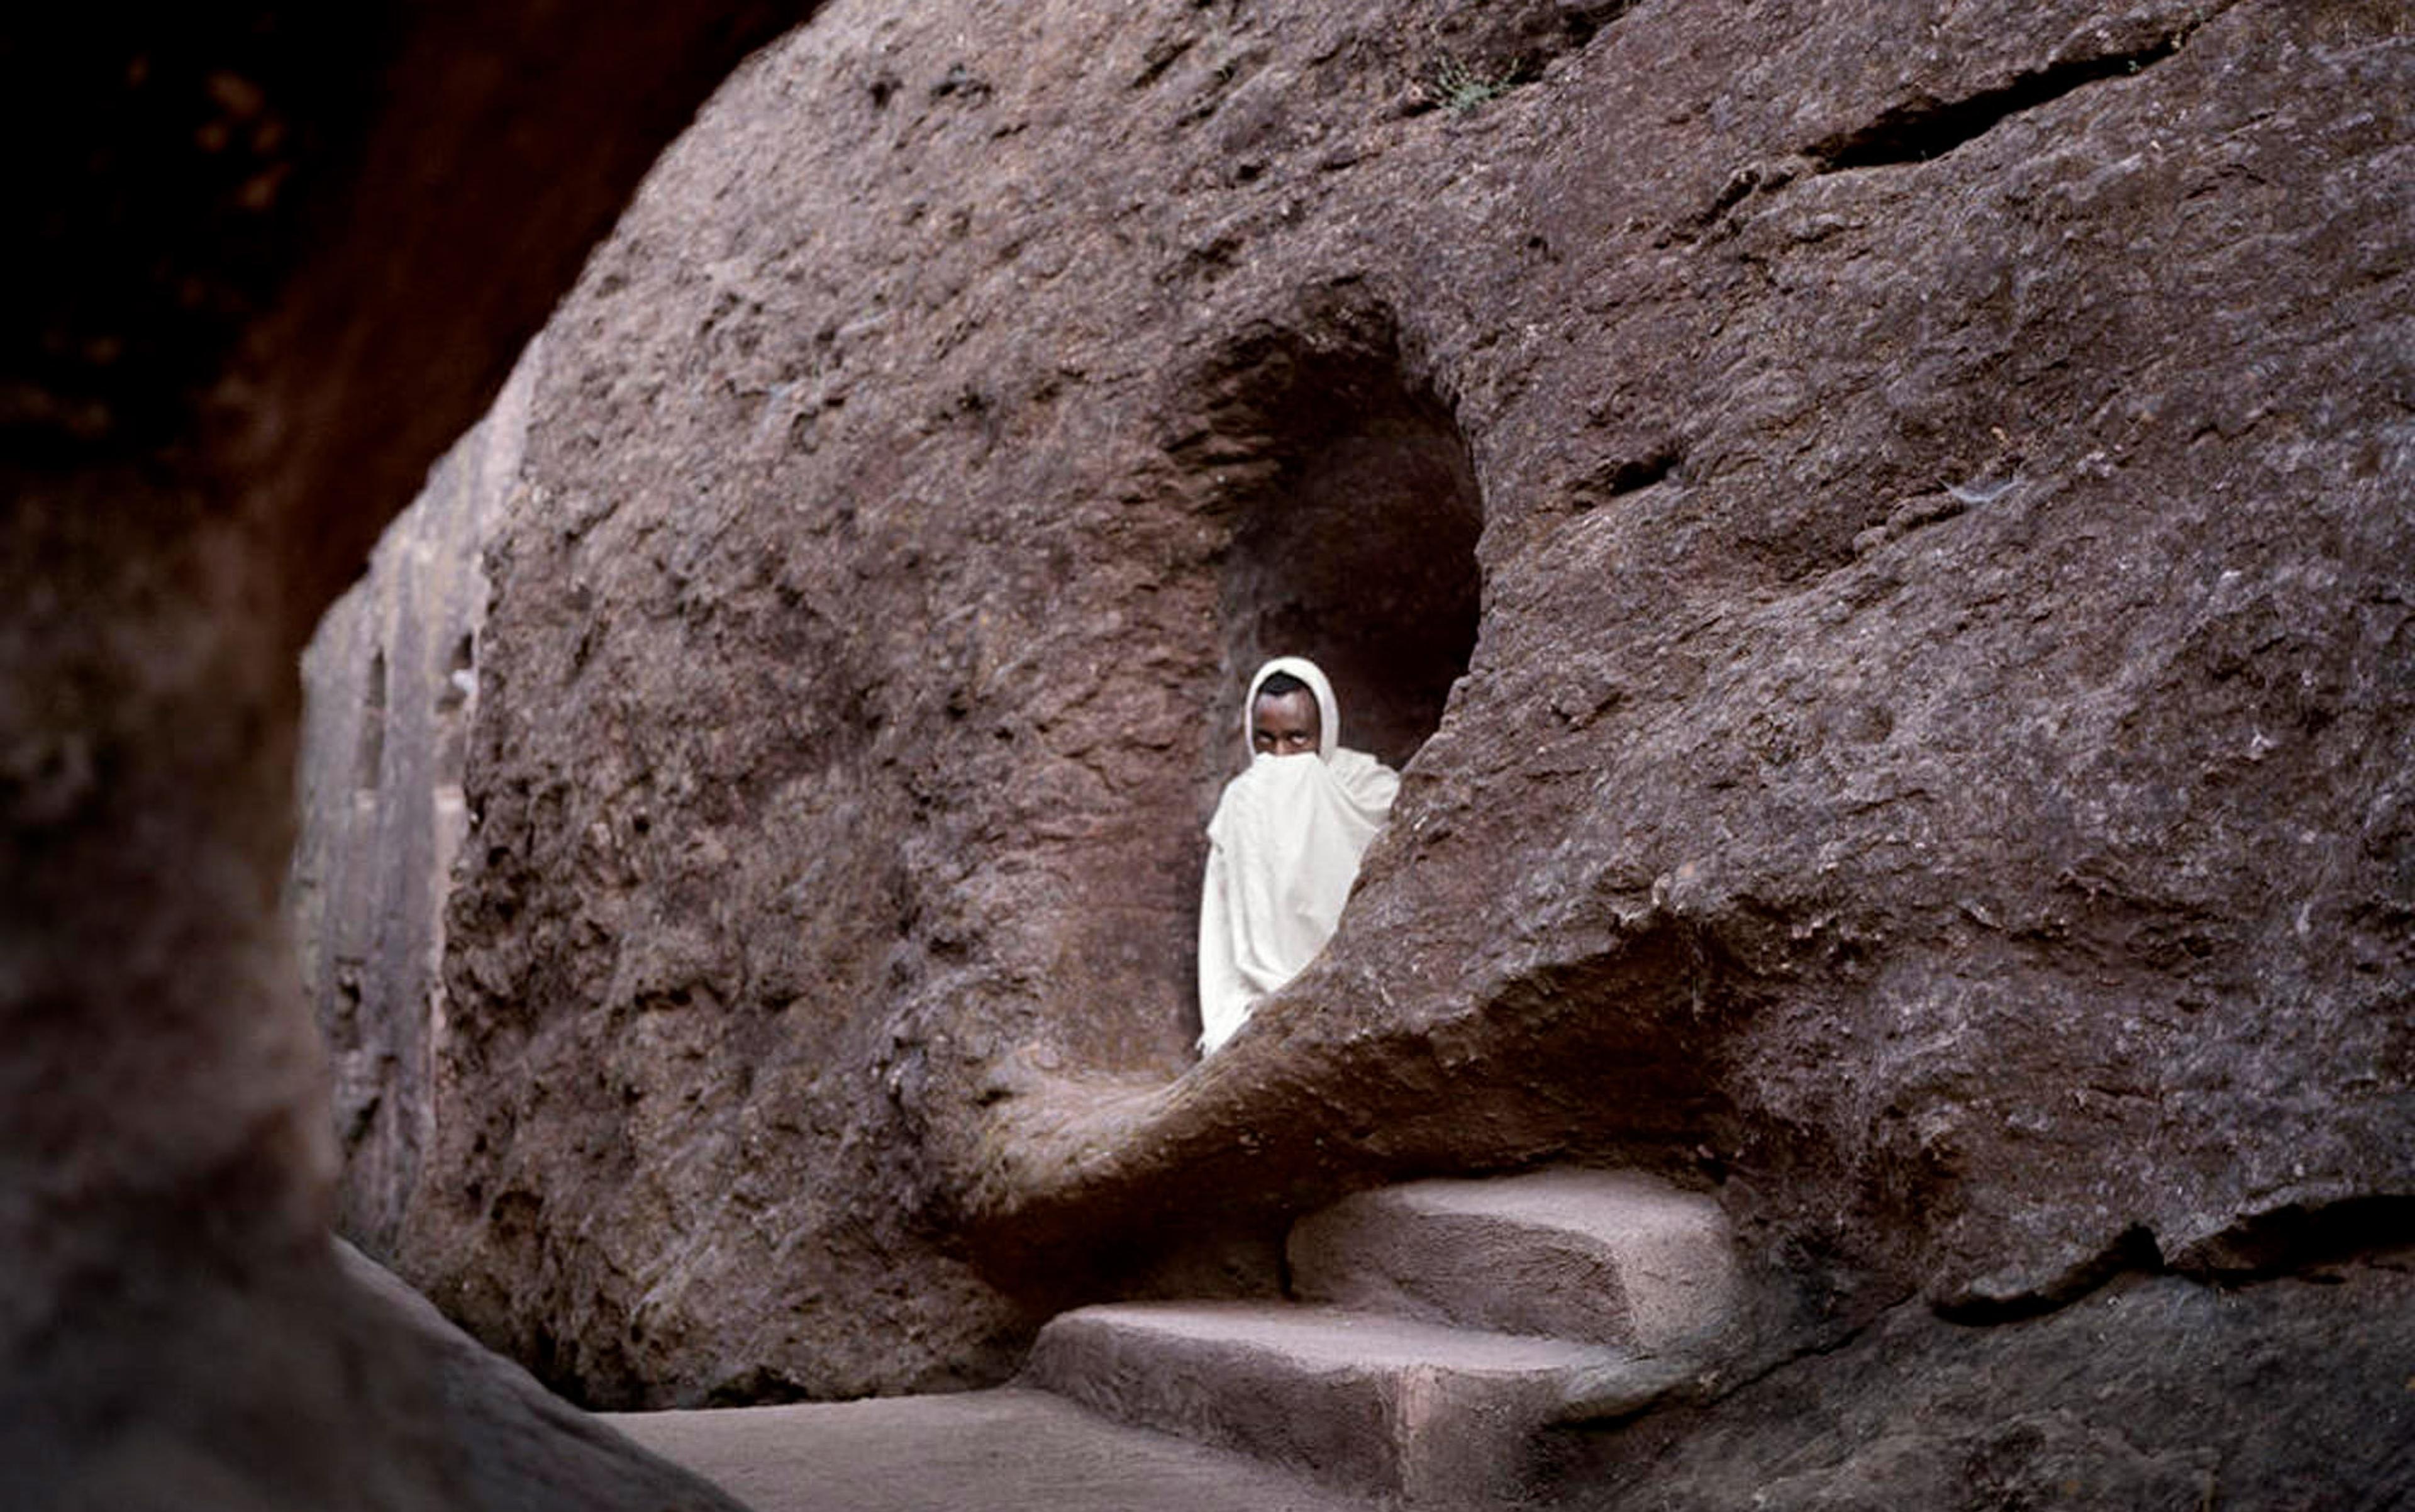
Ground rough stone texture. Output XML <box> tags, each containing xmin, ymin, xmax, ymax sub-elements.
<box><xmin>1531</xmin><ymin>1254</ymin><xmax>2415</xmax><ymax>1511</ymax></box>
<box><xmin>9</xmin><ymin>1235</ymin><xmax>752</xmax><ymax>1512</ymax></box>
<box><xmin>370</xmin><ymin>0</ymin><xmax>2415</xmax><ymax>1443</ymax></box>
<box><xmin>200</xmin><ymin>1</ymin><xmax>2415</xmax><ymax>1506</ymax></box>
<box><xmin>1287</xmin><ymin>1169</ymin><xmax>1743</xmax><ymax>1356</ymax></box>
<box><xmin>332</xmin><ymin>1239</ymin><xmax>755</xmax><ymax>1512</ymax></box>
<box><xmin>3</xmin><ymin>4</ymin><xmax>812</xmax><ymax>1506</ymax></box>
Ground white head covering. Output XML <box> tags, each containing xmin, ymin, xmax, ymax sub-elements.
<box><xmin>1198</xmin><ymin>655</ymin><xmax>1400</xmax><ymax>1054</ymax></box>
<box><xmin>1245</xmin><ymin>655</ymin><xmax>1341</xmax><ymax>761</ymax></box>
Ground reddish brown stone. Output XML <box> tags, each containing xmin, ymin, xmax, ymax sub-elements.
<box><xmin>343</xmin><ymin>0</ymin><xmax>2415</xmax><ymax>1453</ymax></box>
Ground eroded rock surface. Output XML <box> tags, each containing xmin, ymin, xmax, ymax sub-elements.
<box><xmin>306</xmin><ymin>0</ymin><xmax>2407</xmax><ymax>1499</ymax></box>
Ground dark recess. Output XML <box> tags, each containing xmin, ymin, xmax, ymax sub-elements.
<box><xmin>1934</xmin><ymin>1225</ymin><xmax>2165</xmax><ymax>1325</ymax></box>
<box><xmin>2176</xmin><ymin>1196</ymin><xmax>2415</xmax><ymax>1282</ymax></box>
<box><xmin>1188</xmin><ymin>290</ymin><xmax>1485</xmax><ymax>774</ymax></box>
<box><xmin>1809</xmin><ymin>37</ymin><xmax>2184</xmax><ymax>172</ymax></box>
<box><xmin>1578</xmin><ymin>444</ymin><xmax>1682</xmax><ymax>506</ymax></box>
<box><xmin>1</xmin><ymin>9</ymin><xmax>395</xmax><ymax>459</ymax></box>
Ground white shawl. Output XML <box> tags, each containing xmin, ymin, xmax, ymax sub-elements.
<box><xmin>1197</xmin><ymin>657</ymin><xmax>1399</xmax><ymax>1053</ymax></box>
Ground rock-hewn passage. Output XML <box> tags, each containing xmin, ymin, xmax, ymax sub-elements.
<box><xmin>291</xmin><ymin>343</ymin><xmax>541</xmax><ymax>1259</ymax></box>
<box><xmin>4</xmin><ymin>4</ymin><xmax>813</xmax><ymax>1506</ymax></box>
<box><xmin>286</xmin><ymin>0</ymin><xmax>2413</xmax><ymax>1504</ymax></box>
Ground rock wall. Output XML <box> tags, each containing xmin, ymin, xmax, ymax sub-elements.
<box><xmin>290</xmin><ymin>341</ymin><xmax>538</xmax><ymax>1256</ymax></box>
<box><xmin>3</xmin><ymin>4</ymin><xmax>811</xmax><ymax>1506</ymax></box>
<box><xmin>323</xmin><ymin>0</ymin><xmax>2407</xmax><ymax>1494</ymax></box>
<box><xmin>1540</xmin><ymin>1257</ymin><xmax>2415</xmax><ymax>1509</ymax></box>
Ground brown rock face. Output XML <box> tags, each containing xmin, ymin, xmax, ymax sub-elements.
<box><xmin>335</xmin><ymin>0</ymin><xmax>2415</xmax><ymax>1444</ymax></box>
<box><xmin>4</xmin><ymin>4</ymin><xmax>809</xmax><ymax>1506</ymax></box>
<box><xmin>1536</xmin><ymin>1259</ymin><xmax>2415</xmax><ymax>1509</ymax></box>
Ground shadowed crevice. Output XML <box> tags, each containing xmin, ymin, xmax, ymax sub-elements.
<box><xmin>1556</xmin><ymin>1</ymin><xmax>1640</xmax><ymax>50</ymax></box>
<box><xmin>1933</xmin><ymin>1225</ymin><xmax>2165</xmax><ymax>1325</ymax></box>
<box><xmin>1808</xmin><ymin>35</ymin><xmax>2185</xmax><ymax>172</ymax></box>
<box><xmin>1175</xmin><ymin>284</ymin><xmax>1484</xmax><ymax>772</ymax></box>
<box><xmin>2168</xmin><ymin>1195</ymin><xmax>2415</xmax><ymax>1283</ymax></box>
<box><xmin>1574</xmin><ymin>443</ymin><xmax>1682</xmax><ymax>508</ymax></box>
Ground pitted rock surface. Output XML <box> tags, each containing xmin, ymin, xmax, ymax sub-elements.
<box><xmin>356</xmin><ymin>0</ymin><xmax>2415</xmax><ymax>1416</ymax></box>
<box><xmin>253</xmin><ymin>11</ymin><xmax>2415</xmax><ymax>1512</ymax></box>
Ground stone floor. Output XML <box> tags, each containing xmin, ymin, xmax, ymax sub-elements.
<box><xmin>608</xmin><ymin>1387</ymin><xmax>1361</xmax><ymax>1512</ymax></box>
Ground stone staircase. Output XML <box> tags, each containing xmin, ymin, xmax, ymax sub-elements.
<box><xmin>1020</xmin><ymin>1168</ymin><xmax>1743</xmax><ymax>1508</ymax></box>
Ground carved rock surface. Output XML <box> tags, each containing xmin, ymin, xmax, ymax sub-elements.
<box><xmin>1286</xmin><ymin>1169</ymin><xmax>1743</xmax><ymax>1355</ymax></box>
<box><xmin>1024</xmin><ymin>1301</ymin><xmax>1651</xmax><ymax>1505</ymax></box>
<box><xmin>345</xmin><ymin>0</ymin><xmax>2405</xmax><ymax>1488</ymax></box>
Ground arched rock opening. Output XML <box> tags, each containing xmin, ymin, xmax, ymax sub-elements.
<box><xmin>1045</xmin><ymin>290</ymin><xmax>1485</xmax><ymax>1077</ymax></box>
<box><xmin>1191</xmin><ymin>292</ymin><xmax>1483</xmax><ymax>775</ymax></box>
<box><xmin>1015</xmin><ymin>292</ymin><xmax>1488</xmax><ymax>1280</ymax></box>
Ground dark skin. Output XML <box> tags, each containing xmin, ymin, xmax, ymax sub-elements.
<box><xmin>1251</xmin><ymin>688</ymin><xmax>1321</xmax><ymax>757</ymax></box>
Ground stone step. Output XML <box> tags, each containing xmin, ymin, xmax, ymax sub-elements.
<box><xmin>1285</xmin><ymin>1168</ymin><xmax>1741</xmax><ymax>1357</ymax></box>
<box><xmin>1021</xmin><ymin>1300</ymin><xmax>1690</xmax><ymax>1506</ymax></box>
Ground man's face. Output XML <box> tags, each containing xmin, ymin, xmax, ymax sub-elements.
<box><xmin>1251</xmin><ymin>689</ymin><xmax>1321</xmax><ymax>757</ymax></box>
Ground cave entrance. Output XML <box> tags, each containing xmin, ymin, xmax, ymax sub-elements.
<box><xmin>1203</xmin><ymin>295</ymin><xmax>1484</xmax><ymax>774</ymax></box>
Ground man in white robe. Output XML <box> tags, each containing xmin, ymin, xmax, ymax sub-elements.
<box><xmin>1197</xmin><ymin>657</ymin><xmax>1399</xmax><ymax>1054</ymax></box>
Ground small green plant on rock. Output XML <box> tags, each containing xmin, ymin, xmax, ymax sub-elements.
<box><xmin>1423</xmin><ymin>53</ymin><xmax>1522</xmax><ymax>113</ymax></box>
